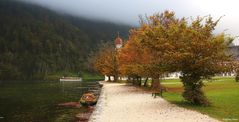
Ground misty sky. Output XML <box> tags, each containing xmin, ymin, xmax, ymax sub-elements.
<box><xmin>21</xmin><ymin>0</ymin><xmax>239</xmax><ymax>44</ymax></box>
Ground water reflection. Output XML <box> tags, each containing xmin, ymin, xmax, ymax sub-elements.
<box><xmin>60</xmin><ymin>81</ymin><xmax>101</xmax><ymax>97</ymax></box>
<box><xmin>0</xmin><ymin>80</ymin><xmax>101</xmax><ymax>122</ymax></box>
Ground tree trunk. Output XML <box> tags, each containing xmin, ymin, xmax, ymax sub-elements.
<box><xmin>144</xmin><ymin>77</ymin><xmax>148</xmax><ymax>87</ymax></box>
<box><xmin>133</xmin><ymin>77</ymin><xmax>136</xmax><ymax>85</ymax></box>
<box><xmin>108</xmin><ymin>76</ymin><xmax>111</xmax><ymax>82</ymax></box>
<box><xmin>127</xmin><ymin>76</ymin><xmax>131</xmax><ymax>82</ymax></box>
<box><xmin>181</xmin><ymin>75</ymin><xmax>209</xmax><ymax>105</ymax></box>
<box><xmin>113</xmin><ymin>75</ymin><xmax>118</xmax><ymax>82</ymax></box>
<box><xmin>136</xmin><ymin>76</ymin><xmax>141</xmax><ymax>86</ymax></box>
<box><xmin>132</xmin><ymin>77</ymin><xmax>137</xmax><ymax>85</ymax></box>
<box><xmin>139</xmin><ymin>77</ymin><xmax>142</xmax><ymax>86</ymax></box>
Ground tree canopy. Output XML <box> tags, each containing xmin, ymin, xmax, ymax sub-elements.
<box><xmin>94</xmin><ymin>10</ymin><xmax>234</xmax><ymax>105</ymax></box>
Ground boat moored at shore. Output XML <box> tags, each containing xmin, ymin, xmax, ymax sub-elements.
<box><xmin>60</xmin><ymin>77</ymin><xmax>82</xmax><ymax>82</ymax></box>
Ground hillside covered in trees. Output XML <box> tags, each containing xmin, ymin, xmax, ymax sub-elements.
<box><xmin>0</xmin><ymin>0</ymin><xmax>131</xmax><ymax>80</ymax></box>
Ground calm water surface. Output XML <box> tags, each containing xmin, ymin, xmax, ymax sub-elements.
<box><xmin>0</xmin><ymin>80</ymin><xmax>101</xmax><ymax>122</ymax></box>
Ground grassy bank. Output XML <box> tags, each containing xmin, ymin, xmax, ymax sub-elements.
<box><xmin>162</xmin><ymin>77</ymin><xmax>239</xmax><ymax>121</ymax></box>
<box><xmin>81</xmin><ymin>72</ymin><xmax>104</xmax><ymax>81</ymax></box>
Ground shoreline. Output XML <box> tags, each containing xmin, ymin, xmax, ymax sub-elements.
<box><xmin>89</xmin><ymin>81</ymin><xmax>108</xmax><ymax>122</ymax></box>
<box><xmin>89</xmin><ymin>81</ymin><xmax>219</xmax><ymax>122</ymax></box>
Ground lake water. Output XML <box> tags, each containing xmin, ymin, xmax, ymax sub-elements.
<box><xmin>0</xmin><ymin>80</ymin><xmax>101</xmax><ymax>122</ymax></box>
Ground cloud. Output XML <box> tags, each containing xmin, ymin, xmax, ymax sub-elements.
<box><xmin>20</xmin><ymin>0</ymin><xmax>239</xmax><ymax>43</ymax></box>
<box><xmin>20</xmin><ymin>0</ymin><xmax>195</xmax><ymax>25</ymax></box>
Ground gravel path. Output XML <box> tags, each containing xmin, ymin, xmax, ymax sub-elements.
<box><xmin>89</xmin><ymin>82</ymin><xmax>219</xmax><ymax>122</ymax></box>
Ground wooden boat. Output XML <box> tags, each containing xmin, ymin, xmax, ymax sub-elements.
<box><xmin>60</xmin><ymin>77</ymin><xmax>82</xmax><ymax>81</ymax></box>
<box><xmin>79</xmin><ymin>93</ymin><xmax>97</xmax><ymax>106</ymax></box>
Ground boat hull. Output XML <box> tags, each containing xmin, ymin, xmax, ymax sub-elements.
<box><xmin>60</xmin><ymin>78</ymin><xmax>82</xmax><ymax>82</ymax></box>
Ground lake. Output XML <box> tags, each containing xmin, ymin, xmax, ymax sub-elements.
<box><xmin>0</xmin><ymin>80</ymin><xmax>101</xmax><ymax>122</ymax></box>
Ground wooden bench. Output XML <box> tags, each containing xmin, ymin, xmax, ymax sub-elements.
<box><xmin>152</xmin><ymin>87</ymin><xmax>167</xmax><ymax>98</ymax></box>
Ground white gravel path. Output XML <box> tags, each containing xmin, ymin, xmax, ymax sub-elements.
<box><xmin>89</xmin><ymin>82</ymin><xmax>219</xmax><ymax>122</ymax></box>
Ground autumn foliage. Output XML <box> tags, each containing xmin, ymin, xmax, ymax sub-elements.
<box><xmin>91</xmin><ymin>42</ymin><xmax>118</xmax><ymax>82</ymax></box>
<box><xmin>118</xmin><ymin>30</ymin><xmax>151</xmax><ymax>85</ymax></box>
<box><xmin>93</xmin><ymin>11</ymin><xmax>234</xmax><ymax>105</ymax></box>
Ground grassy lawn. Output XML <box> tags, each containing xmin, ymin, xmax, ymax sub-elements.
<box><xmin>162</xmin><ymin>77</ymin><xmax>239</xmax><ymax>121</ymax></box>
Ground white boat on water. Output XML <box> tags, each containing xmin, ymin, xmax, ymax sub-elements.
<box><xmin>60</xmin><ymin>77</ymin><xmax>82</xmax><ymax>82</ymax></box>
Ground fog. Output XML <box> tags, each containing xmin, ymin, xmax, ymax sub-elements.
<box><xmin>20</xmin><ymin>0</ymin><xmax>239</xmax><ymax>43</ymax></box>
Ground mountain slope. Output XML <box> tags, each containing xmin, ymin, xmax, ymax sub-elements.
<box><xmin>0</xmin><ymin>0</ymin><xmax>131</xmax><ymax>80</ymax></box>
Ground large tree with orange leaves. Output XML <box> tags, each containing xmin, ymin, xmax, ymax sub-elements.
<box><xmin>118</xmin><ymin>30</ymin><xmax>150</xmax><ymax>85</ymax></box>
<box><xmin>119</xmin><ymin>28</ymin><xmax>164</xmax><ymax>87</ymax></box>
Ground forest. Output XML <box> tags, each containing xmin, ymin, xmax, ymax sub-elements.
<box><xmin>0</xmin><ymin>0</ymin><xmax>131</xmax><ymax>80</ymax></box>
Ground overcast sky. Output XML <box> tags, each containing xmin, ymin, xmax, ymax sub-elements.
<box><xmin>21</xmin><ymin>0</ymin><xmax>239</xmax><ymax>44</ymax></box>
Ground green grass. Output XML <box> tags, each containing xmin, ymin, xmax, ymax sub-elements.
<box><xmin>82</xmin><ymin>72</ymin><xmax>104</xmax><ymax>81</ymax></box>
<box><xmin>162</xmin><ymin>77</ymin><xmax>239</xmax><ymax>121</ymax></box>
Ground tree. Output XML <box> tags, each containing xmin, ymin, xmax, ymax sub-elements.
<box><xmin>173</xmin><ymin>16</ymin><xmax>232</xmax><ymax>105</ymax></box>
<box><xmin>133</xmin><ymin>11</ymin><xmax>179</xmax><ymax>89</ymax></box>
<box><xmin>92</xmin><ymin>42</ymin><xmax>119</xmax><ymax>82</ymax></box>
<box><xmin>138</xmin><ymin>11</ymin><xmax>233</xmax><ymax>105</ymax></box>
<box><xmin>126</xmin><ymin>11</ymin><xmax>233</xmax><ymax>105</ymax></box>
<box><xmin>118</xmin><ymin>30</ymin><xmax>149</xmax><ymax>85</ymax></box>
